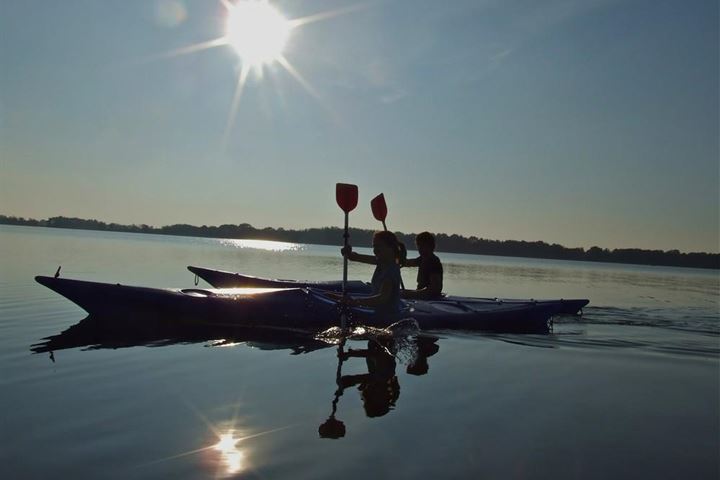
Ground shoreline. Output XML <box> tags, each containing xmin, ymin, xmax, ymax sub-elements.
<box><xmin>2</xmin><ymin>221</ymin><xmax>717</xmax><ymax>271</ymax></box>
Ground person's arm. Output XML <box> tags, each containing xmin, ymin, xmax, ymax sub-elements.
<box><xmin>341</xmin><ymin>245</ymin><xmax>376</xmax><ymax>265</ymax></box>
<box><xmin>348</xmin><ymin>278</ymin><xmax>394</xmax><ymax>308</ymax></box>
<box><xmin>401</xmin><ymin>256</ymin><xmax>421</xmax><ymax>268</ymax></box>
<box><xmin>400</xmin><ymin>273</ymin><xmax>443</xmax><ymax>299</ymax></box>
<box><xmin>339</xmin><ymin>373</ymin><xmax>371</xmax><ymax>389</ymax></box>
<box><xmin>347</xmin><ymin>251</ymin><xmax>377</xmax><ymax>264</ymax></box>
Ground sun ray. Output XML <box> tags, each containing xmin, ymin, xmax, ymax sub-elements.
<box><xmin>277</xmin><ymin>55</ymin><xmax>344</xmax><ymax>125</ymax></box>
<box><xmin>182</xmin><ymin>399</ymin><xmax>226</xmax><ymax>438</ymax></box>
<box><xmin>222</xmin><ymin>64</ymin><xmax>252</xmax><ymax>148</ymax></box>
<box><xmin>139</xmin><ymin>37</ymin><xmax>228</xmax><ymax>64</ymax></box>
<box><xmin>288</xmin><ymin>2</ymin><xmax>373</xmax><ymax>29</ymax></box>
<box><xmin>267</xmin><ymin>63</ymin><xmax>289</xmax><ymax>111</ymax></box>
<box><xmin>276</xmin><ymin>55</ymin><xmax>320</xmax><ymax>100</ymax></box>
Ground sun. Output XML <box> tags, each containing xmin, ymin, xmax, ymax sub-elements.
<box><xmin>225</xmin><ymin>1</ymin><xmax>290</xmax><ymax>67</ymax></box>
<box><xmin>151</xmin><ymin>0</ymin><xmax>366</xmax><ymax>145</ymax></box>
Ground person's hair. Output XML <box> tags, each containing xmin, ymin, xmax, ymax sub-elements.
<box><xmin>373</xmin><ymin>230</ymin><xmax>401</xmax><ymax>261</ymax></box>
<box><xmin>415</xmin><ymin>231</ymin><xmax>435</xmax><ymax>250</ymax></box>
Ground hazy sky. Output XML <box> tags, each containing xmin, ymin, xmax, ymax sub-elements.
<box><xmin>1</xmin><ymin>0</ymin><xmax>717</xmax><ymax>252</ymax></box>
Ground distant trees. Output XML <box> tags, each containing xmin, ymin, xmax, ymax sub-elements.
<box><xmin>1</xmin><ymin>214</ymin><xmax>717</xmax><ymax>269</ymax></box>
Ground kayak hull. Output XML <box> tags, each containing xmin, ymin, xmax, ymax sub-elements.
<box><xmin>187</xmin><ymin>266</ymin><xmax>589</xmax><ymax>315</ymax></box>
<box><xmin>36</xmin><ymin>276</ymin><xmax>555</xmax><ymax>333</ymax></box>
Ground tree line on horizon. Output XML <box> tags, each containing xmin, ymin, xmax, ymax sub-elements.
<box><xmin>1</xmin><ymin>214</ymin><xmax>717</xmax><ymax>270</ymax></box>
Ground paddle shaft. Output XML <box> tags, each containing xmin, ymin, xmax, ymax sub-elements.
<box><xmin>342</xmin><ymin>212</ymin><xmax>350</xmax><ymax>295</ymax></box>
<box><xmin>341</xmin><ymin>212</ymin><xmax>349</xmax><ymax>328</ymax></box>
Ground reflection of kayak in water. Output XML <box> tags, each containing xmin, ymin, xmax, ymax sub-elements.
<box><xmin>187</xmin><ymin>266</ymin><xmax>589</xmax><ymax>316</ymax></box>
<box><xmin>30</xmin><ymin>313</ymin><xmax>333</xmax><ymax>355</ymax></box>
<box><xmin>36</xmin><ymin>276</ymin><xmax>558</xmax><ymax>333</ymax></box>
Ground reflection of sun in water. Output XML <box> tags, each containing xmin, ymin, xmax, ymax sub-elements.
<box><xmin>151</xmin><ymin>0</ymin><xmax>367</xmax><ymax>146</ymax></box>
<box><xmin>219</xmin><ymin>238</ymin><xmax>303</xmax><ymax>252</ymax></box>
<box><xmin>138</xmin><ymin>402</ymin><xmax>295</xmax><ymax>476</ymax></box>
<box><xmin>214</xmin><ymin>431</ymin><xmax>245</xmax><ymax>475</ymax></box>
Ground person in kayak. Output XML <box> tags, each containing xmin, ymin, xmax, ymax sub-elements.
<box><xmin>337</xmin><ymin>230</ymin><xmax>403</xmax><ymax>313</ymax></box>
<box><xmin>400</xmin><ymin>231</ymin><xmax>444</xmax><ymax>299</ymax></box>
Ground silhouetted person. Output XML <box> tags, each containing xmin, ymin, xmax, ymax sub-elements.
<box><xmin>334</xmin><ymin>231</ymin><xmax>404</xmax><ymax>313</ymax></box>
<box><xmin>401</xmin><ymin>232</ymin><xmax>444</xmax><ymax>299</ymax></box>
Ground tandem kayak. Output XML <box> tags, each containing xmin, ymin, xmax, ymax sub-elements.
<box><xmin>187</xmin><ymin>265</ymin><xmax>589</xmax><ymax>316</ymax></box>
<box><xmin>35</xmin><ymin>276</ymin><xmax>556</xmax><ymax>333</ymax></box>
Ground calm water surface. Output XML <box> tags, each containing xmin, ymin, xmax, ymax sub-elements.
<box><xmin>1</xmin><ymin>226</ymin><xmax>718</xmax><ymax>479</ymax></box>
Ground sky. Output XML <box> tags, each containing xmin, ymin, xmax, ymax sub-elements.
<box><xmin>1</xmin><ymin>0</ymin><xmax>717</xmax><ymax>253</ymax></box>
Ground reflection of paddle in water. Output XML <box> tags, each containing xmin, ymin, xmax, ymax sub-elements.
<box><xmin>318</xmin><ymin>338</ymin><xmax>348</xmax><ymax>439</ymax></box>
<box><xmin>319</xmin><ymin>333</ymin><xmax>439</xmax><ymax>439</ymax></box>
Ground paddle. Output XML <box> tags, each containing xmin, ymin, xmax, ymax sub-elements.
<box><xmin>370</xmin><ymin>193</ymin><xmax>388</xmax><ymax>230</ymax></box>
<box><xmin>336</xmin><ymin>183</ymin><xmax>358</xmax><ymax>329</ymax></box>
<box><xmin>370</xmin><ymin>193</ymin><xmax>405</xmax><ymax>290</ymax></box>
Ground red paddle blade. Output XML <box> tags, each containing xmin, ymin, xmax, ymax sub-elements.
<box><xmin>370</xmin><ymin>193</ymin><xmax>387</xmax><ymax>222</ymax></box>
<box><xmin>336</xmin><ymin>183</ymin><xmax>358</xmax><ymax>213</ymax></box>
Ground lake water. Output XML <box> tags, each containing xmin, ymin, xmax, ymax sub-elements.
<box><xmin>1</xmin><ymin>225</ymin><xmax>718</xmax><ymax>479</ymax></box>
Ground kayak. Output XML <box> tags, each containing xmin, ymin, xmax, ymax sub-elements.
<box><xmin>35</xmin><ymin>276</ymin><xmax>556</xmax><ymax>333</ymax></box>
<box><xmin>188</xmin><ymin>265</ymin><xmax>373</xmax><ymax>293</ymax></box>
<box><xmin>187</xmin><ymin>266</ymin><xmax>589</xmax><ymax>316</ymax></box>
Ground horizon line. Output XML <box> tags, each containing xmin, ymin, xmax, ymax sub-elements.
<box><xmin>1</xmin><ymin>213</ymin><xmax>717</xmax><ymax>257</ymax></box>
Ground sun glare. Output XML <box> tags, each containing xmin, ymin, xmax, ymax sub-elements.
<box><xmin>150</xmin><ymin>0</ymin><xmax>366</xmax><ymax>146</ymax></box>
<box><xmin>225</xmin><ymin>1</ymin><xmax>290</xmax><ymax>67</ymax></box>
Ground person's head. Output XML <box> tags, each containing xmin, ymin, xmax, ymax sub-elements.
<box><xmin>372</xmin><ymin>231</ymin><xmax>400</xmax><ymax>263</ymax></box>
<box><xmin>415</xmin><ymin>232</ymin><xmax>436</xmax><ymax>256</ymax></box>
